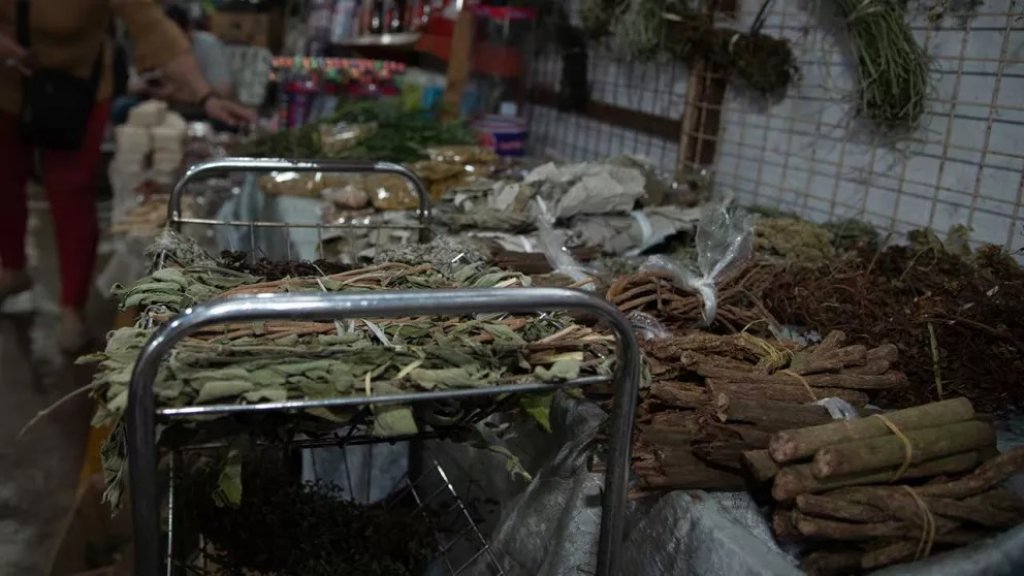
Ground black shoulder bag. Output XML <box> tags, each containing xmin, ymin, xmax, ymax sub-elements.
<box><xmin>16</xmin><ymin>0</ymin><xmax>104</xmax><ymax>150</ymax></box>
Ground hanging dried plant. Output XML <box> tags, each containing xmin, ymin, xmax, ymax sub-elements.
<box><xmin>835</xmin><ymin>0</ymin><xmax>930</xmax><ymax>129</ymax></box>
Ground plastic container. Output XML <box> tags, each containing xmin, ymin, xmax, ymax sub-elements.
<box><xmin>473</xmin><ymin>114</ymin><xmax>527</xmax><ymax>158</ymax></box>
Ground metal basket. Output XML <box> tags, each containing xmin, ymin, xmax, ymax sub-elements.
<box><xmin>126</xmin><ymin>158</ymin><xmax>641</xmax><ymax>576</ymax></box>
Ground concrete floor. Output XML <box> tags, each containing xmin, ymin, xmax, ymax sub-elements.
<box><xmin>0</xmin><ymin>193</ymin><xmax>115</xmax><ymax>575</ymax></box>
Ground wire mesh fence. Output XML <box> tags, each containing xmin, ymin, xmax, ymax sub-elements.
<box><xmin>526</xmin><ymin>0</ymin><xmax>1024</xmax><ymax>252</ymax></box>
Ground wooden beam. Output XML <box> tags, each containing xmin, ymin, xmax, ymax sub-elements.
<box><xmin>528</xmin><ymin>86</ymin><xmax>679</xmax><ymax>141</ymax></box>
<box><xmin>442</xmin><ymin>8</ymin><xmax>475</xmax><ymax>120</ymax></box>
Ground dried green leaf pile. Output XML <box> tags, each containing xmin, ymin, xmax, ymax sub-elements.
<box><xmin>85</xmin><ymin>236</ymin><xmax>613</xmax><ymax>509</ymax></box>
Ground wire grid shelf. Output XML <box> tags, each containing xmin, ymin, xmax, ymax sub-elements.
<box><xmin>168</xmin><ymin>456</ymin><xmax>505</xmax><ymax>576</ymax></box>
<box><xmin>168</xmin><ymin>157</ymin><xmax>432</xmax><ymax>264</ymax></box>
<box><xmin>527</xmin><ymin>43</ymin><xmax>686</xmax><ymax>175</ymax></box>
<box><xmin>128</xmin><ymin>158</ymin><xmax>641</xmax><ymax>576</ymax></box>
<box><xmin>404</xmin><ymin>461</ymin><xmax>506</xmax><ymax>575</ymax></box>
<box><xmin>526</xmin><ymin>0</ymin><xmax>1024</xmax><ymax>253</ymax></box>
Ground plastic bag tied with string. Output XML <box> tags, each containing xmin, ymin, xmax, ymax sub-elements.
<box><xmin>642</xmin><ymin>205</ymin><xmax>754</xmax><ymax>326</ymax></box>
<box><xmin>534</xmin><ymin>197</ymin><xmax>597</xmax><ymax>291</ymax></box>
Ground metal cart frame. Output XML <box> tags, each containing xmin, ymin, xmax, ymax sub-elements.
<box><xmin>125</xmin><ymin>158</ymin><xmax>641</xmax><ymax>576</ymax></box>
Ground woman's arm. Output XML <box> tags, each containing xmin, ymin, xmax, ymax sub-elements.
<box><xmin>113</xmin><ymin>0</ymin><xmax>255</xmax><ymax>125</ymax></box>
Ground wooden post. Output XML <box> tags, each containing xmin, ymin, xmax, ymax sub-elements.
<box><xmin>678</xmin><ymin>0</ymin><xmax>736</xmax><ymax>172</ymax></box>
<box><xmin>443</xmin><ymin>8</ymin><xmax>475</xmax><ymax>120</ymax></box>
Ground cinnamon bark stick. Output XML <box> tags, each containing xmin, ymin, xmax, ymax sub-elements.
<box><xmin>924</xmin><ymin>496</ymin><xmax>1024</xmax><ymax>528</ymax></box>
<box><xmin>800</xmin><ymin>549</ymin><xmax>864</xmax><ymax>576</ymax></box>
<box><xmin>811</xmin><ymin>420</ymin><xmax>995</xmax><ymax>479</ymax></box>
<box><xmin>769</xmin><ymin>398</ymin><xmax>976</xmax><ymax>463</ymax></box>
<box><xmin>791</xmin><ymin>344</ymin><xmax>867</xmax><ymax>375</ymax></box>
<box><xmin>771</xmin><ymin>451</ymin><xmax>981</xmax><ymax>501</ymax></box>
<box><xmin>842</xmin><ymin>359</ymin><xmax>891</xmax><ymax>376</ymax></box>
<box><xmin>638</xmin><ymin>446</ymin><xmax>747</xmax><ymax>491</ymax></box>
<box><xmin>860</xmin><ymin>541</ymin><xmax>919</xmax><ymax>570</ymax></box>
<box><xmin>705</xmin><ymin>421</ymin><xmax>772</xmax><ymax>448</ymax></box>
<box><xmin>648</xmin><ymin>381</ymin><xmax>707</xmax><ymax>408</ymax></box>
<box><xmin>706</xmin><ymin>379</ymin><xmax>869</xmax><ymax>406</ymax></box>
<box><xmin>967</xmin><ymin>489</ymin><xmax>1024</xmax><ymax>514</ymax></box>
<box><xmin>795</xmin><ymin>493</ymin><xmax>892</xmax><ymax>523</ymax></box>
<box><xmin>693</xmin><ymin>441</ymin><xmax>752</xmax><ymax>471</ymax></box>
<box><xmin>771</xmin><ymin>508</ymin><xmax>801</xmax><ymax>541</ymax></box>
<box><xmin>824</xmin><ymin>487</ymin><xmax>959</xmax><ymax>533</ymax></box>
<box><xmin>724</xmin><ymin>396</ymin><xmax>834</xmax><ymax>430</ymax></box>
<box><xmin>682</xmin><ymin>352</ymin><xmax>905</xmax><ymax>389</ymax></box>
<box><xmin>792</xmin><ymin>510</ymin><xmax>908</xmax><ymax>540</ymax></box>
<box><xmin>811</xmin><ymin>330</ymin><xmax>847</xmax><ymax>356</ymax></box>
<box><xmin>911</xmin><ymin>446</ymin><xmax>1024</xmax><ymax>499</ymax></box>
<box><xmin>866</xmin><ymin>343</ymin><xmax>899</xmax><ymax>364</ymax></box>
<box><xmin>743</xmin><ymin>449</ymin><xmax>780</xmax><ymax>482</ymax></box>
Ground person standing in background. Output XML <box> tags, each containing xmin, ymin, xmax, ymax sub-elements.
<box><xmin>163</xmin><ymin>4</ymin><xmax>234</xmax><ymax>98</ymax></box>
<box><xmin>0</xmin><ymin>0</ymin><xmax>256</xmax><ymax>352</ymax></box>
<box><xmin>113</xmin><ymin>3</ymin><xmax>236</xmax><ymax>123</ymax></box>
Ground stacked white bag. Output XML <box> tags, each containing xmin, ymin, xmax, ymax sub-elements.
<box><xmin>112</xmin><ymin>100</ymin><xmax>188</xmax><ymax>182</ymax></box>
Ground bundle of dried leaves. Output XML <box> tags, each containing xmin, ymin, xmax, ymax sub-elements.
<box><xmin>89</xmin><ymin>253</ymin><xmax>613</xmax><ymax>509</ymax></box>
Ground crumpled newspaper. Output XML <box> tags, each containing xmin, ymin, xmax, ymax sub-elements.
<box><xmin>568</xmin><ymin>205</ymin><xmax>702</xmax><ymax>255</ymax></box>
<box><xmin>525</xmin><ymin>160</ymin><xmax>647</xmax><ymax>219</ymax></box>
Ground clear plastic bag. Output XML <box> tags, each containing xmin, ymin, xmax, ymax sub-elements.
<box><xmin>628</xmin><ymin>311</ymin><xmax>671</xmax><ymax>340</ymax></box>
<box><xmin>641</xmin><ymin>203</ymin><xmax>754</xmax><ymax>326</ymax></box>
<box><xmin>534</xmin><ymin>197</ymin><xmax>597</xmax><ymax>290</ymax></box>
<box><xmin>815</xmin><ymin>397</ymin><xmax>860</xmax><ymax>420</ymax></box>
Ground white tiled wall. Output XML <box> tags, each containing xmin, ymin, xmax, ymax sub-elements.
<box><xmin>527</xmin><ymin>47</ymin><xmax>687</xmax><ymax>175</ymax></box>
<box><xmin>527</xmin><ymin>0</ymin><xmax>1024</xmax><ymax>250</ymax></box>
<box><xmin>714</xmin><ymin>0</ymin><xmax>1024</xmax><ymax>250</ymax></box>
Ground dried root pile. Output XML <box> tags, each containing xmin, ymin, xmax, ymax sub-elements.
<box><xmin>606</xmin><ymin>267</ymin><xmax>776</xmax><ymax>333</ymax></box>
<box><xmin>746</xmin><ymin>399</ymin><xmax>1024</xmax><ymax>575</ymax></box>
<box><xmin>758</xmin><ymin>232</ymin><xmax>1024</xmax><ymax>413</ymax></box>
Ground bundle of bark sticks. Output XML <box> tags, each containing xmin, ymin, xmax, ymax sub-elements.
<box><xmin>748</xmin><ymin>398</ymin><xmax>1024</xmax><ymax>574</ymax></box>
<box><xmin>631</xmin><ymin>330</ymin><xmax>906</xmax><ymax>491</ymax></box>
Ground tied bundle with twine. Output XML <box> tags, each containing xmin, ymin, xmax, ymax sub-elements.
<box><xmin>581</xmin><ymin>0</ymin><xmax>797</xmax><ymax>96</ymax></box>
<box><xmin>836</xmin><ymin>0</ymin><xmax>930</xmax><ymax>129</ymax></box>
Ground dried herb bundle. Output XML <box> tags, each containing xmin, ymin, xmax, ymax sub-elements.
<box><xmin>662</xmin><ymin>10</ymin><xmax>797</xmax><ymax>96</ymax></box>
<box><xmin>183</xmin><ymin>457</ymin><xmax>435</xmax><ymax>576</ymax></box>
<box><xmin>581</xmin><ymin>0</ymin><xmax>797</xmax><ymax>95</ymax></box>
<box><xmin>835</xmin><ymin>0</ymin><xmax>930</xmax><ymax>129</ymax></box>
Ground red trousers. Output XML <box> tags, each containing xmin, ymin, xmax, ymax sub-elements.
<box><xmin>0</xmin><ymin>102</ymin><xmax>109</xmax><ymax>309</ymax></box>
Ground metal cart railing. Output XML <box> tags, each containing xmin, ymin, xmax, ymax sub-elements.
<box><xmin>124</xmin><ymin>158</ymin><xmax>641</xmax><ymax>576</ymax></box>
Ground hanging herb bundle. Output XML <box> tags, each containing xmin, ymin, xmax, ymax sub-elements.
<box><xmin>581</xmin><ymin>0</ymin><xmax>796</xmax><ymax>96</ymax></box>
<box><xmin>835</xmin><ymin>0</ymin><xmax>929</xmax><ymax>129</ymax></box>
<box><xmin>662</xmin><ymin>9</ymin><xmax>797</xmax><ymax>96</ymax></box>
